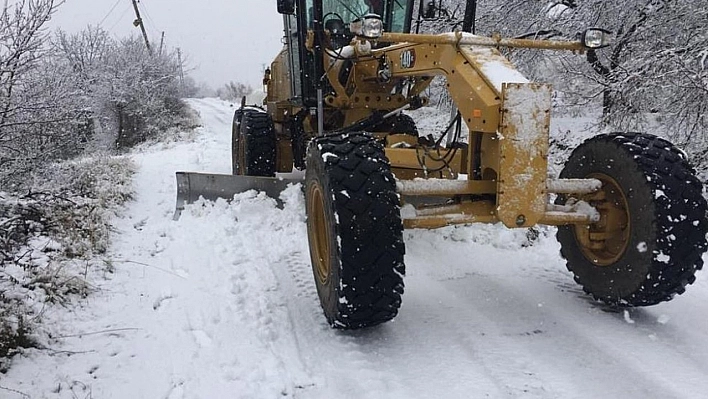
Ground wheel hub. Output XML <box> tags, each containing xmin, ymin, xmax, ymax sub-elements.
<box><xmin>573</xmin><ymin>173</ymin><xmax>631</xmax><ymax>266</ymax></box>
<box><xmin>307</xmin><ymin>182</ymin><xmax>331</xmax><ymax>285</ymax></box>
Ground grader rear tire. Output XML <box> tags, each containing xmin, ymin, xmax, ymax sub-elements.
<box><xmin>232</xmin><ymin>109</ymin><xmax>276</xmax><ymax>177</ymax></box>
<box><xmin>305</xmin><ymin>133</ymin><xmax>405</xmax><ymax>329</ymax></box>
<box><xmin>556</xmin><ymin>133</ymin><xmax>707</xmax><ymax>306</ymax></box>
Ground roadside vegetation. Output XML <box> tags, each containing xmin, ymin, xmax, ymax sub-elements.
<box><xmin>0</xmin><ymin>0</ymin><xmax>195</xmax><ymax>370</ymax></box>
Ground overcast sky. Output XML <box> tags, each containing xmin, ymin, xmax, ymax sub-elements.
<box><xmin>49</xmin><ymin>0</ymin><xmax>285</xmax><ymax>89</ymax></box>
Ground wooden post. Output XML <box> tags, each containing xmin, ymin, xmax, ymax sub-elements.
<box><xmin>131</xmin><ymin>0</ymin><xmax>152</xmax><ymax>55</ymax></box>
<box><xmin>177</xmin><ymin>47</ymin><xmax>185</xmax><ymax>87</ymax></box>
<box><xmin>159</xmin><ymin>31</ymin><xmax>165</xmax><ymax>55</ymax></box>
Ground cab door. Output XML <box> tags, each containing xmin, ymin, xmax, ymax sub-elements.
<box><xmin>283</xmin><ymin>14</ymin><xmax>302</xmax><ymax>102</ymax></box>
<box><xmin>281</xmin><ymin>0</ymin><xmax>318</xmax><ymax>107</ymax></box>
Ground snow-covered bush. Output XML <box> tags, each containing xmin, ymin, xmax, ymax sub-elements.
<box><xmin>1</xmin><ymin>8</ymin><xmax>189</xmax><ymax>187</ymax></box>
<box><xmin>0</xmin><ymin>155</ymin><xmax>135</xmax><ymax>371</ymax></box>
<box><xmin>52</xmin><ymin>28</ymin><xmax>191</xmax><ymax>152</ymax></box>
<box><xmin>31</xmin><ymin>155</ymin><xmax>136</xmax><ymax>256</ymax></box>
<box><xmin>0</xmin><ymin>0</ymin><xmax>194</xmax><ymax>372</ymax></box>
<box><xmin>0</xmin><ymin>0</ymin><xmax>65</xmax><ymax>185</ymax></box>
<box><xmin>217</xmin><ymin>80</ymin><xmax>254</xmax><ymax>102</ymax></box>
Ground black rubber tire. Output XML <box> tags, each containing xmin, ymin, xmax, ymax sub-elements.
<box><xmin>233</xmin><ymin>109</ymin><xmax>276</xmax><ymax>177</ymax></box>
<box><xmin>556</xmin><ymin>133</ymin><xmax>707</xmax><ymax>306</ymax></box>
<box><xmin>305</xmin><ymin>133</ymin><xmax>406</xmax><ymax>329</ymax></box>
<box><xmin>372</xmin><ymin>113</ymin><xmax>419</xmax><ymax>136</ymax></box>
<box><xmin>231</xmin><ymin>108</ymin><xmax>245</xmax><ymax>174</ymax></box>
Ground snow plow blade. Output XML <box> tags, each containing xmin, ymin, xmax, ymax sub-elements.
<box><xmin>174</xmin><ymin>172</ymin><xmax>301</xmax><ymax>220</ymax></box>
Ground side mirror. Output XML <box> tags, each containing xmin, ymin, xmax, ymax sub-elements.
<box><xmin>423</xmin><ymin>1</ymin><xmax>449</xmax><ymax>20</ymax></box>
<box><xmin>277</xmin><ymin>0</ymin><xmax>295</xmax><ymax>15</ymax></box>
<box><xmin>424</xmin><ymin>1</ymin><xmax>436</xmax><ymax>19</ymax></box>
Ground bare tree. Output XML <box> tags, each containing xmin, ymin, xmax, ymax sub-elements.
<box><xmin>217</xmin><ymin>81</ymin><xmax>253</xmax><ymax>102</ymax></box>
<box><xmin>451</xmin><ymin>1</ymin><xmax>708</xmax><ymax>168</ymax></box>
<box><xmin>0</xmin><ymin>0</ymin><xmax>59</xmax><ymax>125</ymax></box>
<box><xmin>100</xmin><ymin>36</ymin><xmax>185</xmax><ymax>148</ymax></box>
<box><xmin>0</xmin><ymin>0</ymin><xmax>64</xmax><ymax>182</ymax></box>
<box><xmin>533</xmin><ymin>1</ymin><xmax>708</xmax><ymax>166</ymax></box>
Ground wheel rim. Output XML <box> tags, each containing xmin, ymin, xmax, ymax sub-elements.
<box><xmin>237</xmin><ymin>133</ymin><xmax>246</xmax><ymax>175</ymax></box>
<box><xmin>573</xmin><ymin>173</ymin><xmax>631</xmax><ymax>266</ymax></box>
<box><xmin>232</xmin><ymin>129</ymin><xmax>241</xmax><ymax>175</ymax></box>
<box><xmin>307</xmin><ymin>182</ymin><xmax>331</xmax><ymax>285</ymax></box>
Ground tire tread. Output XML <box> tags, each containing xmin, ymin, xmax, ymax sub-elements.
<box><xmin>239</xmin><ymin>110</ymin><xmax>276</xmax><ymax>177</ymax></box>
<box><xmin>558</xmin><ymin>132</ymin><xmax>707</xmax><ymax>306</ymax></box>
<box><xmin>310</xmin><ymin>133</ymin><xmax>405</xmax><ymax>328</ymax></box>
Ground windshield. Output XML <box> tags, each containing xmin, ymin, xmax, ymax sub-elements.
<box><xmin>317</xmin><ymin>0</ymin><xmax>412</xmax><ymax>33</ymax></box>
<box><xmin>323</xmin><ymin>0</ymin><xmax>370</xmax><ymax>22</ymax></box>
<box><xmin>387</xmin><ymin>0</ymin><xmax>409</xmax><ymax>33</ymax></box>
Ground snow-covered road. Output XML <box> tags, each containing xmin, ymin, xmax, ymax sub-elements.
<box><xmin>5</xmin><ymin>98</ymin><xmax>708</xmax><ymax>399</ymax></box>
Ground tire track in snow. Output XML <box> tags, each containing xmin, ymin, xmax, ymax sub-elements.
<box><xmin>189</xmin><ymin>98</ymin><xmax>233</xmax><ymax>126</ymax></box>
<box><xmin>168</xmin><ymin>195</ymin><xmax>310</xmax><ymax>397</ymax></box>
<box><xmin>214</xmin><ymin>189</ymin><xmax>417</xmax><ymax>398</ymax></box>
<box><xmin>395</xmin><ymin>227</ymin><xmax>708</xmax><ymax>398</ymax></box>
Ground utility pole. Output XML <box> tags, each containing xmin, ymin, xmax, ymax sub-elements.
<box><xmin>131</xmin><ymin>0</ymin><xmax>152</xmax><ymax>55</ymax></box>
<box><xmin>177</xmin><ymin>47</ymin><xmax>185</xmax><ymax>87</ymax></box>
<box><xmin>159</xmin><ymin>31</ymin><xmax>165</xmax><ymax>55</ymax></box>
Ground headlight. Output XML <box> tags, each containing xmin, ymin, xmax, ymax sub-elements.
<box><xmin>350</xmin><ymin>13</ymin><xmax>383</xmax><ymax>39</ymax></box>
<box><xmin>582</xmin><ymin>28</ymin><xmax>612</xmax><ymax>49</ymax></box>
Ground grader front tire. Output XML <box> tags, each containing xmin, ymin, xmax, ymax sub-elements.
<box><xmin>232</xmin><ymin>109</ymin><xmax>276</xmax><ymax>177</ymax></box>
<box><xmin>556</xmin><ymin>133</ymin><xmax>707</xmax><ymax>306</ymax></box>
<box><xmin>305</xmin><ymin>133</ymin><xmax>406</xmax><ymax>329</ymax></box>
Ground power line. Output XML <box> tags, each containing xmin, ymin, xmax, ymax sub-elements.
<box><xmin>139</xmin><ymin>0</ymin><xmax>161</xmax><ymax>34</ymax></box>
<box><xmin>106</xmin><ymin>3</ymin><xmax>133</xmax><ymax>33</ymax></box>
<box><xmin>98</xmin><ymin>0</ymin><xmax>123</xmax><ymax>27</ymax></box>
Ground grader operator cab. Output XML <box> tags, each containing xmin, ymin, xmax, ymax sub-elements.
<box><xmin>176</xmin><ymin>0</ymin><xmax>708</xmax><ymax>329</ymax></box>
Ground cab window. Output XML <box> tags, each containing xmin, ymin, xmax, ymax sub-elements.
<box><xmin>321</xmin><ymin>0</ymin><xmax>370</xmax><ymax>23</ymax></box>
<box><xmin>313</xmin><ymin>0</ymin><xmax>412</xmax><ymax>34</ymax></box>
<box><xmin>388</xmin><ymin>0</ymin><xmax>409</xmax><ymax>33</ymax></box>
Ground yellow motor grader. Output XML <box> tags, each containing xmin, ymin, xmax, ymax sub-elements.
<box><xmin>176</xmin><ymin>0</ymin><xmax>708</xmax><ymax>329</ymax></box>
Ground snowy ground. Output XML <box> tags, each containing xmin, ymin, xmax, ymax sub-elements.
<box><xmin>4</xmin><ymin>98</ymin><xmax>708</xmax><ymax>399</ymax></box>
